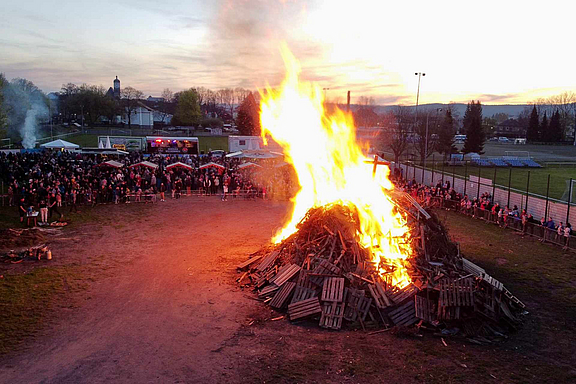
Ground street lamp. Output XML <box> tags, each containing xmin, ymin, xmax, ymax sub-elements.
<box><xmin>414</xmin><ymin>72</ymin><xmax>425</xmax><ymax>126</ymax></box>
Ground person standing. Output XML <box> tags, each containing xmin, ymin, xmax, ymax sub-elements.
<box><xmin>39</xmin><ymin>199</ymin><xmax>48</xmax><ymax>224</ymax></box>
<box><xmin>159</xmin><ymin>182</ymin><xmax>166</xmax><ymax>202</ymax></box>
<box><xmin>18</xmin><ymin>198</ymin><xmax>27</xmax><ymax>225</ymax></box>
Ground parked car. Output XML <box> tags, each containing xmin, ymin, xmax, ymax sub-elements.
<box><xmin>498</xmin><ymin>137</ymin><xmax>509</xmax><ymax>143</ymax></box>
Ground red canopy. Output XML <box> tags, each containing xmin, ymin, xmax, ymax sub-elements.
<box><xmin>166</xmin><ymin>162</ymin><xmax>193</xmax><ymax>170</ymax></box>
<box><xmin>199</xmin><ymin>162</ymin><xmax>225</xmax><ymax>170</ymax></box>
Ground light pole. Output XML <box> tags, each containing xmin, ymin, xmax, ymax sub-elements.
<box><xmin>414</xmin><ymin>72</ymin><xmax>425</xmax><ymax>128</ymax></box>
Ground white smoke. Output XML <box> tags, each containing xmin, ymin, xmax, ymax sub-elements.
<box><xmin>22</xmin><ymin>104</ymin><xmax>47</xmax><ymax>148</ymax></box>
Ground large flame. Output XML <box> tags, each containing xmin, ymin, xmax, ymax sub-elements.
<box><xmin>260</xmin><ymin>45</ymin><xmax>412</xmax><ymax>288</ymax></box>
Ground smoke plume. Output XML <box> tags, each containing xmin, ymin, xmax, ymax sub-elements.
<box><xmin>1</xmin><ymin>77</ymin><xmax>48</xmax><ymax>149</ymax></box>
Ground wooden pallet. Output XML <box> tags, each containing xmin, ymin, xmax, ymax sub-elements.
<box><xmin>296</xmin><ymin>269</ymin><xmax>314</xmax><ymax>289</ymax></box>
<box><xmin>320</xmin><ymin>301</ymin><xmax>346</xmax><ymax>330</ymax></box>
<box><xmin>343</xmin><ymin>288</ymin><xmax>372</xmax><ymax>322</ymax></box>
<box><xmin>309</xmin><ymin>260</ymin><xmax>341</xmax><ymax>286</ymax></box>
<box><xmin>258</xmin><ymin>283</ymin><xmax>279</xmax><ymax>298</ymax></box>
<box><xmin>270</xmin><ymin>264</ymin><xmax>301</xmax><ymax>287</ymax></box>
<box><xmin>256</xmin><ymin>250</ymin><xmax>279</xmax><ymax>272</ymax></box>
<box><xmin>291</xmin><ymin>286</ymin><xmax>318</xmax><ymax>304</ymax></box>
<box><xmin>321</xmin><ymin>277</ymin><xmax>345</xmax><ymax>302</ymax></box>
<box><xmin>367</xmin><ymin>282</ymin><xmax>392</xmax><ymax>309</ymax></box>
<box><xmin>270</xmin><ymin>282</ymin><xmax>296</xmax><ymax>309</ymax></box>
<box><xmin>439</xmin><ymin>278</ymin><xmax>474</xmax><ymax>307</ymax></box>
<box><xmin>236</xmin><ymin>254</ymin><xmax>262</xmax><ymax>270</ymax></box>
<box><xmin>388</xmin><ymin>283</ymin><xmax>417</xmax><ymax>304</ymax></box>
<box><xmin>462</xmin><ymin>258</ymin><xmax>485</xmax><ymax>277</ymax></box>
<box><xmin>389</xmin><ymin>300</ymin><xmax>418</xmax><ymax>327</ymax></box>
<box><xmin>415</xmin><ymin>295</ymin><xmax>436</xmax><ymax>322</ymax></box>
<box><xmin>255</xmin><ymin>268</ymin><xmax>276</xmax><ymax>288</ymax></box>
<box><xmin>288</xmin><ymin>297</ymin><xmax>322</xmax><ymax>321</ymax></box>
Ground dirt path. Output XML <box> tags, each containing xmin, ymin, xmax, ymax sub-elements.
<box><xmin>0</xmin><ymin>198</ymin><xmax>289</xmax><ymax>383</ymax></box>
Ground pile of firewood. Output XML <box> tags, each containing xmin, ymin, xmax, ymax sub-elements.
<box><xmin>237</xmin><ymin>192</ymin><xmax>526</xmax><ymax>342</ymax></box>
<box><xmin>2</xmin><ymin>244</ymin><xmax>52</xmax><ymax>263</ymax></box>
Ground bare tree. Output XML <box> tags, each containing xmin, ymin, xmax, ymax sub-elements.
<box><xmin>387</xmin><ymin>106</ymin><xmax>412</xmax><ymax>163</ymax></box>
<box><xmin>121</xmin><ymin>86</ymin><xmax>144</xmax><ymax>128</ymax></box>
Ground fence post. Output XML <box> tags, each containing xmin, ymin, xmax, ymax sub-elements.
<box><xmin>545</xmin><ymin>174</ymin><xmax>551</xmax><ymax>220</ymax></box>
<box><xmin>452</xmin><ymin>167</ymin><xmax>456</xmax><ymax>190</ymax></box>
<box><xmin>477</xmin><ymin>166</ymin><xmax>481</xmax><ymax>200</ymax></box>
<box><xmin>492</xmin><ymin>167</ymin><xmax>497</xmax><ymax>203</ymax></box>
<box><xmin>566</xmin><ymin>178</ymin><xmax>573</xmax><ymax>225</ymax></box>
<box><xmin>525</xmin><ymin>171</ymin><xmax>530</xmax><ymax>212</ymax></box>
<box><xmin>441</xmin><ymin>161</ymin><xmax>445</xmax><ymax>186</ymax></box>
<box><xmin>464</xmin><ymin>161</ymin><xmax>468</xmax><ymax>197</ymax></box>
<box><xmin>507</xmin><ymin>167</ymin><xmax>512</xmax><ymax>208</ymax></box>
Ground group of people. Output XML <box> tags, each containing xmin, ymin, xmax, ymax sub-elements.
<box><xmin>1</xmin><ymin>150</ymin><xmax>290</xmax><ymax>226</ymax></box>
<box><xmin>391</xmin><ymin>170</ymin><xmax>572</xmax><ymax>249</ymax></box>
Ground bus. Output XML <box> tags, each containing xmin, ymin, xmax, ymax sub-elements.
<box><xmin>454</xmin><ymin>134</ymin><xmax>466</xmax><ymax>144</ymax></box>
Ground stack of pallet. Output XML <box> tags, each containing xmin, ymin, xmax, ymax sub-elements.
<box><xmin>237</xmin><ymin>199</ymin><xmax>526</xmax><ymax>340</ymax></box>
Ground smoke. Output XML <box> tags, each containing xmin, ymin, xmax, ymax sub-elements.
<box><xmin>1</xmin><ymin>77</ymin><xmax>49</xmax><ymax>149</ymax></box>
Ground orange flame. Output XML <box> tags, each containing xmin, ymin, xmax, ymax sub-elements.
<box><xmin>260</xmin><ymin>45</ymin><xmax>412</xmax><ymax>288</ymax></box>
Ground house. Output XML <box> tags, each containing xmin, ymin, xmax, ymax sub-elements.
<box><xmin>493</xmin><ymin>119</ymin><xmax>526</xmax><ymax>138</ymax></box>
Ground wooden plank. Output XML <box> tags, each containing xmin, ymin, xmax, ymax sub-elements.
<box><xmin>256</xmin><ymin>250</ymin><xmax>279</xmax><ymax>272</ymax></box>
<box><xmin>389</xmin><ymin>300</ymin><xmax>417</xmax><ymax>327</ymax></box>
<box><xmin>291</xmin><ymin>286</ymin><xmax>318</xmax><ymax>304</ymax></box>
<box><xmin>258</xmin><ymin>284</ymin><xmax>279</xmax><ymax>298</ymax></box>
<box><xmin>270</xmin><ymin>264</ymin><xmax>301</xmax><ymax>287</ymax></box>
<box><xmin>288</xmin><ymin>297</ymin><xmax>322</xmax><ymax>321</ymax></box>
<box><xmin>321</xmin><ymin>277</ymin><xmax>344</xmax><ymax>302</ymax></box>
<box><xmin>270</xmin><ymin>282</ymin><xmax>296</xmax><ymax>309</ymax></box>
<box><xmin>309</xmin><ymin>260</ymin><xmax>341</xmax><ymax>286</ymax></box>
<box><xmin>236</xmin><ymin>254</ymin><xmax>263</xmax><ymax>270</ymax></box>
<box><xmin>415</xmin><ymin>295</ymin><xmax>436</xmax><ymax>322</ymax></box>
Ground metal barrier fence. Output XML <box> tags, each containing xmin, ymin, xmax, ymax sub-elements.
<box><xmin>427</xmin><ymin>196</ymin><xmax>575</xmax><ymax>251</ymax></box>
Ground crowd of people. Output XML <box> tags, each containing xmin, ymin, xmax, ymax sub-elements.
<box><xmin>390</xmin><ymin>168</ymin><xmax>572</xmax><ymax>249</ymax></box>
<box><xmin>0</xmin><ymin>150</ymin><xmax>294</xmax><ymax>226</ymax></box>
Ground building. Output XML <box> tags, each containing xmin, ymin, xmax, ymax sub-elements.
<box><xmin>493</xmin><ymin>119</ymin><xmax>526</xmax><ymax>138</ymax></box>
<box><xmin>106</xmin><ymin>76</ymin><xmax>121</xmax><ymax>99</ymax></box>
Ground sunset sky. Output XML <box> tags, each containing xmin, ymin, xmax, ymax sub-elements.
<box><xmin>2</xmin><ymin>0</ymin><xmax>575</xmax><ymax>105</ymax></box>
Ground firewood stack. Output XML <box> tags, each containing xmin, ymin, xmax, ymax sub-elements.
<box><xmin>237</xmin><ymin>192</ymin><xmax>526</xmax><ymax>342</ymax></box>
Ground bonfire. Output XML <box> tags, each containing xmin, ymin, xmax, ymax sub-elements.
<box><xmin>237</xmin><ymin>46</ymin><xmax>525</xmax><ymax>341</ymax></box>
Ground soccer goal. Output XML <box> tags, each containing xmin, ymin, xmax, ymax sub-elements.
<box><xmin>504</xmin><ymin>151</ymin><xmax>530</xmax><ymax>160</ymax></box>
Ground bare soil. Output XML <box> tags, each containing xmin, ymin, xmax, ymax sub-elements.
<box><xmin>0</xmin><ymin>198</ymin><xmax>575</xmax><ymax>383</ymax></box>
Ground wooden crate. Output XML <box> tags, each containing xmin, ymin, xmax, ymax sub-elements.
<box><xmin>269</xmin><ymin>282</ymin><xmax>295</xmax><ymax>309</ymax></box>
<box><xmin>321</xmin><ymin>277</ymin><xmax>345</xmax><ymax>302</ymax></box>
<box><xmin>320</xmin><ymin>301</ymin><xmax>346</xmax><ymax>330</ymax></box>
<box><xmin>288</xmin><ymin>297</ymin><xmax>322</xmax><ymax>321</ymax></box>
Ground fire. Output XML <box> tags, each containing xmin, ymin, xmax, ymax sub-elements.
<box><xmin>259</xmin><ymin>45</ymin><xmax>413</xmax><ymax>288</ymax></box>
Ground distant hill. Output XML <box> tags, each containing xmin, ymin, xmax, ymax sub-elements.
<box><xmin>349</xmin><ymin>103</ymin><xmax>529</xmax><ymax>118</ymax></box>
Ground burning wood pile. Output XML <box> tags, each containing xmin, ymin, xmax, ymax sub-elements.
<box><xmin>237</xmin><ymin>194</ymin><xmax>526</xmax><ymax>341</ymax></box>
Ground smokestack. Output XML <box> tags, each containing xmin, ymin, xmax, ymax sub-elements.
<box><xmin>346</xmin><ymin>91</ymin><xmax>350</xmax><ymax>113</ymax></box>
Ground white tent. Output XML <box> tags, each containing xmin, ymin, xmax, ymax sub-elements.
<box><xmin>40</xmin><ymin>139</ymin><xmax>80</xmax><ymax>150</ymax></box>
<box><xmin>129</xmin><ymin>161</ymin><xmax>159</xmax><ymax>169</ymax></box>
<box><xmin>98</xmin><ymin>140</ymin><xmax>104</xmax><ymax>149</ymax></box>
<box><xmin>238</xmin><ymin>162</ymin><xmax>262</xmax><ymax>170</ymax></box>
<box><xmin>105</xmin><ymin>136</ymin><xmax>112</xmax><ymax>149</ymax></box>
<box><xmin>98</xmin><ymin>160</ymin><xmax>124</xmax><ymax>168</ymax></box>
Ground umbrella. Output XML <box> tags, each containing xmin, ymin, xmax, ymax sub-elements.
<box><xmin>199</xmin><ymin>162</ymin><xmax>225</xmax><ymax>170</ymax></box>
<box><xmin>238</xmin><ymin>162</ymin><xmax>262</xmax><ymax>170</ymax></box>
<box><xmin>98</xmin><ymin>160</ymin><xmax>124</xmax><ymax>168</ymax></box>
<box><xmin>166</xmin><ymin>162</ymin><xmax>193</xmax><ymax>170</ymax></box>
<box><xmin>129</xmin><ymin>161</ymin><xmax>158</xmax><ymax>169</ymax></box>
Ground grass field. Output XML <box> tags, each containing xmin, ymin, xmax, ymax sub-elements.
<box><xmin>65</xmin><ymin>133</ymin><xmax>229</xmax><ymax>153</ymax></box>
<box><xmin>423</xmin><ymin>163</ymin><xmax>576</xmax><ymax>200</ymax></box>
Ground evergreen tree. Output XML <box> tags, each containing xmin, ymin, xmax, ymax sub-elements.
<box><xmin>462</xmin><ymin>101</ymin><xmax>485</xmax><ymax>154</ymax></box>
<box><xmin>526</xmin><ymin>105</ymin><xmax>539</xmax><ymax>142</ymax></box>
<box><xmin>437</xmin><ymin>109</ymin><xmax>456</xmax><ymax>160</ymax></box>
<box><xmin>540</xmin><ymin>112</ymin><xmax>549</xmax><ymax>142</ymax></box>
<box><xmin>548</xmin><ymin>109</ymin><xmax>562</xmax><ymax>142</ymax></box>
<box><xmin>235</xmin><ymin>92</ymin><xmax>261</xmax><ymax>135</ymax></box>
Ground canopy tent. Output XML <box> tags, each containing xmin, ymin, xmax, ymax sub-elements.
<box><xmin>225</xmin><ymin>150</ymin><xmax>283</xmax><ymax>159</ymax></box>
<box><xmin>98</xmin><ymin>160</ymin><xmax>124</xmax><ymax>168</ymax></box>
<box><xmin>129</xmin><ymin>161</ymin><xmax>158</xmax><ymax>169</ymax></box>
<box><xmin>40</xmin><ymin>139</ymin><xmax>80</xmax><ymax>150</ymax></box>
<box><xmin>237</xmin><ymin>162</ymin><xmax>262</xmax><ymax>170</ymax></box>
<box><xmin>166</xmin><ymin>162</ymin><xmax>193</xmax><ymax>170</ymax></box>
<box><xmin>199</xmin><ymin>162</ymin><xmax>226</xmax><ymax>170</ymax></box>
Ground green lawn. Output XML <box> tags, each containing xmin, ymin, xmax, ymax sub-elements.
<box><xmin>424</xmin><ymin>163</ymin><xmax>576</xmax><ymax>200</ymax></box>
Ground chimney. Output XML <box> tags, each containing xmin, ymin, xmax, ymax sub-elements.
<box><xmin>346</xmin><ymin>91</ymin><xmax>350</xmax><ymax>113</ymax></box>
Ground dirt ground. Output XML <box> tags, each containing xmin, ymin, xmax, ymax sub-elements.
<box><xmin>1</xmin><ymin>198</ymin><xmax>575</xmax><ymax>383</ymax></box>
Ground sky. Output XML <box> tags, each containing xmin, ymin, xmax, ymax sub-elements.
<box><xmin>1</xmin><ymin>0</ymin><xmax>575</xmax><ymax>105</ymax></box>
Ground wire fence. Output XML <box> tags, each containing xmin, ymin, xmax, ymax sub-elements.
<box><xmin>395</xmin><ymin>159</ymin><xmax>576</xmax><ymax>228</ymax></box>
